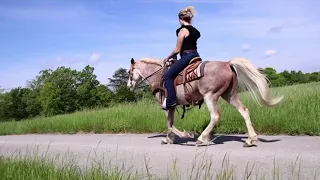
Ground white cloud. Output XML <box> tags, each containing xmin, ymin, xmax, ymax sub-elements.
<box><xmin>264</xmin><ymin>49</ymin><xmax>279</xmax><ymax>58</ymax></box>
<box><xmin>241</xmin><ymin>44</ymin><xmax>251</xmax><ymax>52</ymax></box>
<box><xmin>88</xmin><ymin>52</ymin><xmax>102</xmax><ymax>65</ymax></box>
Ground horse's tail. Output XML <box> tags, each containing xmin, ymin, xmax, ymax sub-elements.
<box><xmin>229</xmin><ymin>57</ymin><xmax>284</xmax><ymax>107</ymax></box>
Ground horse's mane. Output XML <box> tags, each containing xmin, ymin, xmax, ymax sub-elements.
<box><xmin>140</xmin><ymin>58</ymin><xmax>163</xmax><ymax>67</ymax></box>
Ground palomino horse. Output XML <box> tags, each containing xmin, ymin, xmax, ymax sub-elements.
<box><xmin>127</xmin><ymin>57</ymin><xmax>284</xmax><ymax>147</ymax></box>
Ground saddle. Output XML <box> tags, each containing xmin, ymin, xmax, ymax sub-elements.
<box><xmin>152</xmin><ymin>56</ymin><xmax>209</xmax><ymax>110</ymax></box>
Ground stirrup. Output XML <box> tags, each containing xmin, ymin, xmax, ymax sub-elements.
<box><xmin>161</xmin><ymin>98</ymin><xmax>176</xmax><ymax>110</ymax></box>
<box><xmin>161</xmin><ymin>98</ymin><xmax>167</xmax><ymax>110</ymax></box>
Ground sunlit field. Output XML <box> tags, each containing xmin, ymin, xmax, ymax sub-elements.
<box><xmin>0</xmin><ymin>82</ymin><xmax>319</xmax><ymax>136</ymax></box>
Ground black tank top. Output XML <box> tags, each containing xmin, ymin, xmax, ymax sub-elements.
<box><xmin>176</xmin><ymin>25</ymin><xmax>201</xmax><ymax>55</ymax></box>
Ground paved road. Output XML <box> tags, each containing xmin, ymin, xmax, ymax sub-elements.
<box><xmin>0</xmin><ymin>133</ymin><xmax>320</xmax><ymax>179</ymax></box>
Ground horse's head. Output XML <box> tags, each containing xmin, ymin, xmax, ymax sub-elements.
<box><xmin>127</xmin><ymin>58</ymin><xmax>142</xmax><ymax>91</ymax></box>
<box><xmin>127</xmin><ymin>57</ymin><xmax>164</xmax><ymax>91</ymax></box>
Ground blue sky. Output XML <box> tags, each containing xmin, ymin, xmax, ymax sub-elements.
<box><xmin>0</xmin><ymin>0</ymin><xmax>319</xmax><ymax>89</ymax></box>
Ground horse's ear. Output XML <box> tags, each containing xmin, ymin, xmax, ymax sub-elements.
<box><xmin>131</xmin><ymin>58</ymin><xmax>135</xmax><ymax>64</ymax></box>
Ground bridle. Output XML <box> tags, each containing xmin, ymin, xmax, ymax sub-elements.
<box><xmin>128</xmin><ymin>63</ymin><xmax>164</xmax><ymax>89</ymax></box>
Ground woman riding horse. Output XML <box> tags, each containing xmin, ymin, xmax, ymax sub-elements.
<box><xmin>162</xmin><ymin>6</ymin><xmax>201</xmax><ymax>110</ymax></box>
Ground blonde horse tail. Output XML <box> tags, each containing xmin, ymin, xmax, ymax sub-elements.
<box><xmin>229</xmin><ymin>57</ymin><xmax>284</xmax><ymax>107</ymax></box>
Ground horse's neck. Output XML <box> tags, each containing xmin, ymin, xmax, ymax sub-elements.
<box><xmin>140</xmin><ymin>63</ymin><xmax>163</xmax><ymax>87</ymax></box>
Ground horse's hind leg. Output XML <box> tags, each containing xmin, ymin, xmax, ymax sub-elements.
<box><xmin>196</xmin><ymin>92</ymin><xmax>220</xmax><ymax>145</ymax></box>
<box><xmin>222</xmin><ymin>91</ymin><xmax>258</xmax><ymax>147</ymax></box>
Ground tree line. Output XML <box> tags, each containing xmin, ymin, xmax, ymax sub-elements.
<box><xmin>261</xmin><ymin>67</ymin><xmax>320</xmax><ymax>87</ymax></box>
<box><xmin>0</xmin><ymin>65</ymin><xmax>152</xmax><ymax>122</ymax></box>
<box><xmin>0</xmin><ymin>65</ymin><xmax>319</xmax><ymax>122</ymax></box>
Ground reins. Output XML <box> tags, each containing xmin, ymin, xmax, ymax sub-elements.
<box><xmin>132</xmin><ymin>65</ymin><xmax>164</xmax><ymax>89</ymax></box>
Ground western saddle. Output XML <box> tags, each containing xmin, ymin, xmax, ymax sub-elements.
<box><xmin>152</xmin><ymin>56</ymin><xmax>208</xmax><ymax>117</ymax></box>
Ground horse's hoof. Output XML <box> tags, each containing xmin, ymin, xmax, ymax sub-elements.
<box><xmin>182</xmin><ymin>130</ymin><xmax>194</xmax><ymax>139</ymax></box>
<box><xmin>161</xmin><ymin>137</ymin><xmax>173</xmax><ymax>145</ymax></box>
<box><xmin>243</xmin><ymin>142</ymin><xmax>257</xmax><ymax>148</ymax></box>
<box><xmin>196</xmin><ymin>139</ymin><xmax>203</xmax><ymax>144</ymax></box>
<box><xmin>187</xmin><ymin>133</ymin><xmax>195</xmax><ymax>139</ymax></box>
<box><xmin>196</xmin><ymin>139</ymin><xmax>209</xmax><ymax>147</ymax></box>
<box><xmin>183</xmin><ymin>133</ymin><xmax>194</xmax><ymax>139</ymax></box>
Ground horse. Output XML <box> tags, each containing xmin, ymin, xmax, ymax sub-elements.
<box><xmin>127</xmin><ymin>56</ymin><xmax>284</xmax><ymax>147</ymax></box>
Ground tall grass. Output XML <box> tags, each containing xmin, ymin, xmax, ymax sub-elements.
<box><xmin>0</xmin><ymin>145</ymin><xmax>319</xmax><ymax>180</ymax></box>
<box><xmin>0</xmin><ymin>82</ymin><xmax>319</xmax><ymax>135</ymax></box>
<box><xmin>0</xmin><ymin>151</ymin><xmax>142</xmax><ymax>180</ymax></box>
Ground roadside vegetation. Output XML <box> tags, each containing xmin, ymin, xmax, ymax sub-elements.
<box><xmin>0</xmin><ymin>82</ymin><xmax>319</xmax><ymax>136</ymax></box>
<box><xmin>0</xmin><ymin>146</ymin><xmax>318</xmax><ymax>180</ymax></box>
<box><xmin>0</xmin><ymin>65</ymin><xmax>319</xmax><ymax>135</ymax></box>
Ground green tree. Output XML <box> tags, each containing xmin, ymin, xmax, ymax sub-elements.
<box><xmin>22</xmin><ymin>88</ymin><xmax>42</xmax><ymax>118</ymax></box>
<box><xmin>280</xmin><ymin>70</ymin><xmax>292</xmax><ymax>85</ymax></box>
<box><xmin>309</xmin><ymin>72</ymin><xmax>320</xmax><ymax>82</ymax></box>
<box><xmin>92</xmin><ymin>84</ymin><xmax>114</xmax><ymax>107</ymax></box>
<box><xmin>39</xmin><ymin>82</ymin><xmax>62</xmax><ymax>116</ymax></box>
<box><xmin>38</xmin><ymin>67</ymin><xmax>79</xmax><ymax>116</ymax></box>
<box><xmin>0</xmin><ymin>86</ymin><xmax>4</xmax><ymax>94</ymax></box>
<box><xmin>0</xmin><ymin>91</ymin><xmax>12</xmax><ymax>121</ymax></box>
<box><xmin>26</xmin><ymin>69</ymin><xmax>53</xmax><ymax>92</ymax></box>
<box><xmin>263</xmin><ymin>67</ymin><xmax>282</xmax><ymax>87</ymax></box>
<box><xmin>114</xmin><ymin>85</ymin><xmax>136</xmax><ymax>103</ymax></box>
<box><xmin>295</xmin><ymin>70</ymin><xmax>308</xmax><ymax>84</ymax></box>
<box><xmin>9</xmin><ymin>87</ymin><xmax>35</xmax><ymax>120</ymax></box>
<box><xmin>107</xmin><ymin>68</ymin><xmax>129</xmax><ymax>91</ymax></box>
<box><xmin>77</xmin><ymin>65</ymin><xmax>100</xmax><ymax>108</ymax></box>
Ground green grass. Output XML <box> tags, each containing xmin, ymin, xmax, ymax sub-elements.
<box><xmin>0</xmin><ymin>150</ymin><xmax>142</xmax><ymax>180</ymax></box>
<box><xmin>0</xmin><ymin>146</ymin><xmax>319</xmax><ymax>180</ymax></box>
<box><xmin>0</xmin><ymin>82</ymin><xmax>319</xmax><ymax>136</ymax></box>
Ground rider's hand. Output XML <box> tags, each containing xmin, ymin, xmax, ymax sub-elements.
<box><xmin>164</xmin><ymin>58</ymin><xmax>172</xmax><ymax>66</ymax></box>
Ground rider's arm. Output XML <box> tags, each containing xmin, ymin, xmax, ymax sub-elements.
<box><xmin>165</xmin><ymin>28</ymin><xmax>189</xmax><ymax>60</ymax></box>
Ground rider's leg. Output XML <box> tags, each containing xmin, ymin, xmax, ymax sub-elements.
<box><xmin>162</xmin><ymin>51</ymin><xmax>199</xmax><ymax>109</ymax></box>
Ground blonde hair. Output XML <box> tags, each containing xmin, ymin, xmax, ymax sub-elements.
<box><xmin>178</xmin><ymin>6</ymin><xmax>197</xmax><ymax>20</ymax></box>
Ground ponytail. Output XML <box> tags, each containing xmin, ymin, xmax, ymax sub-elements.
<box><xmin>178</xmin><ymin>6</ymin><xmax>197</xmax><ymax>20</ymax></box>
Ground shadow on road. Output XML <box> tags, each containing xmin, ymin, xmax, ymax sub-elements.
<box><xmin>148</xmin><ymin>134</ymin><xmax>281</xmax><ymax>146</ymax></box>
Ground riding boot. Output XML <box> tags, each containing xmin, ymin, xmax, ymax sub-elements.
<box><xmin>161</xmin><ymin>98</ymin><xmax>177</xmax><ymax>110</ymax></box>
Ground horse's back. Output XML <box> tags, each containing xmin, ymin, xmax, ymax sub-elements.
<box><xmin>204</xmin><ymin>60</ymin><xmax>234</xmax><ymax>78</ymax></box>
<box><xmin>198</xmin><ymin>60</ymin><xmax>234</xmax><ymax>94</ymax></box>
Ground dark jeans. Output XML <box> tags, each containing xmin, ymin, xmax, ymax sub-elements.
<box><xmin>164</xmin><ymin>50</ymin><xmax>200</xmax><ymax>106</ymax></box>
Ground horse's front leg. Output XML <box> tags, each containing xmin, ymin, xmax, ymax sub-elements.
<box><xmin>161</xmin><ymin>109</ymin><xmax>175</xmax><ymax>144</ymax></box>
<box><xmin>161</xmin><ymin>108</ymin><xmax>193</xmax><ymax>145</ymax></box>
